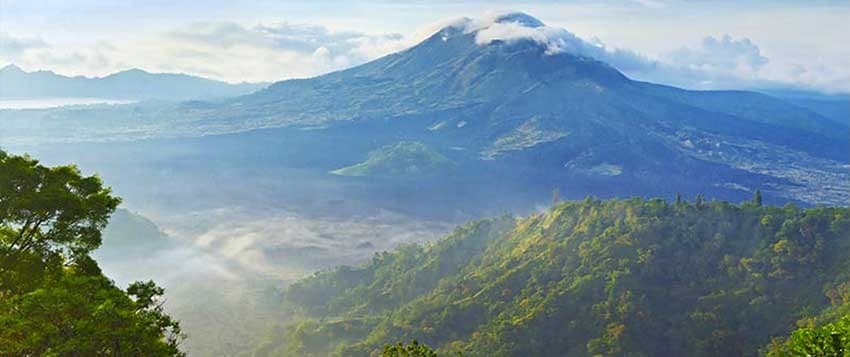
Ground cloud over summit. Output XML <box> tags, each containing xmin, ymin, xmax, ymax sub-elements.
<box><xmin>432</xmin><ymin>12</ymin><xmax>655</xmax><ymax>72</ymax></box>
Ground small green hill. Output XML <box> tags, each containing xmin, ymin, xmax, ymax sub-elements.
<box><xmin>331</xmin><ymin>141</ymin><xmax>451</xmax><ymax>177</ymax></box>
<box><xmin>269</xmin><ymin>198</ymin><xmax>850</xmax><ymax>356</ymax></box>
<box><xmin>97</xmin><ymin>209</ymin><xmax>176</xmax><ymax>257</ymax></box>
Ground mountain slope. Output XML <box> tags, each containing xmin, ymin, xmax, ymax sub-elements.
<box><xmin>759</xmin><ymin>89</ymin><xmax>850</xmax><ymax>127</ymax></box>
<box><xmin>0</xmin><ymin>64</ymin><xmax>266</xmax><ymax>100</ymax></box>
<box><xmin>272</xmin><ymin>198</ymin><xmax>850</xmax><ymax>356</ymax></box>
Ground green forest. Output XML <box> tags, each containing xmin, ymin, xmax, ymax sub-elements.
<box><xmin>268</xmin><ymin>196</ymin><xmax>850</xmax><ymax>356</ymax></box>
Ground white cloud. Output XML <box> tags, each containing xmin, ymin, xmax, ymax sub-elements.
<box><xmin>2</xmin><ymin>21</ymin><xmax>409</xmax><ymax>83</ymax></box>
<box><xmin>666</xmin><ymin>35</ymin><xmax>768</xmax><ymax>75</ymax></box>
<box><xmin>631</xmin><ymin>0</ymin><xmax>669</xmax><ymax>9</ymax></box>
<box><xmin>627</xmin><ymin>34</ymin><xmax>850</xmax><ymax>93</ymax></box>
<box><xmin>156</xmin><ymin>21</ymin><xmax>408</xmax><ymax>82</ymax></box>
<box><xmin>0</xmin><ymin>32</ymin><xmax>47</xmax><ymax>58</ymax></box>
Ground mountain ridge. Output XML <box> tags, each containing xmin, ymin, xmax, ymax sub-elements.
<box><xmin>0</xmin><ymin>64</ymin><xmax>268</xmax><ymax>100</ymax></box>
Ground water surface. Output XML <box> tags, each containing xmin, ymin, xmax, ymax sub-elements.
<box><xmin>0</xmin><ymin>97</ymin><xmax>135</xmax><ymax>109</ymax></box>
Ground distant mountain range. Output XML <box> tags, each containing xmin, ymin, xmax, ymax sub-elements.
<box><xmin>2</xmin><ymin>12</ymin><xmax>847</xmax><ymax>207</ymax></box>
<box><xmin>0</xmin><ymin>64</ymin><xmax>267</xmax><ymax>100</ymax></box>
<box><xmin>757</xmin><ymin>89</ymin><xmax>849</xmax><ymax>126</ymax></box>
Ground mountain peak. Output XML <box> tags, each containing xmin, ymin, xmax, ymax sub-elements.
<box><xmin>110</xmin><ymin>68</ymin><xmax>152</xmax><ymax>77</ymax></box>
<box><xmin>422</xmin><ymin>12</ymin><xmax>593</xmax><ymax>59</ymax></box>
<box><xmin>436</xmin><ymin>12</ymin><xmax>547</xmax><ymax>35</ymax></box>
<box><xmin>0</xmin><ymin>64</ymin><xmax>26</xmax><ymax>74</ymax></box>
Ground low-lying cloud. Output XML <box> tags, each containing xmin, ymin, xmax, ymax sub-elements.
<box><xmin>116</xmin><ymin>207</ymin><xmax>454</xmax><ymax>281</ymax></box>
<box><xmin>95</xmin><ymin>206</ymin><xmax>455</xmax><ymax>354</ymax></box>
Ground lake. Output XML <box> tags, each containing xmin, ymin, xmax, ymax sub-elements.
<box><xmin>0</xmin><ymin>97</ymin><xmax>136</xmax><ymax>109</ymax></box>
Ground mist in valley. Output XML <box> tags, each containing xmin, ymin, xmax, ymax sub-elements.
<box><xmin>95</xmin><ymin>206</ymin><xmax>454</xmax><ymax>355</ymax></box>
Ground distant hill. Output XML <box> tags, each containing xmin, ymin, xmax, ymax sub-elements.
<box><xmin>759</xmin><ymin>89</ymin><xmax>849</xmax><ymax>127</ymax></box>
<box><xmin>93</xmin><ymin>208</ymin><xmax>184</xmax><ymax>287</ymax></box>
<box><xmin>0</xmin><ymin>64</ymin><xmax>267</xmax><ymax>100</ymax></box>
<box><xmin>272</xmin><ymin>198</ymin><xmax>850</xmax><ymax>356</ymax></box>
<box><xmin>95</xmin><ymin>208</ymin><xmax>177</xmax><ymax>260</ymax></box>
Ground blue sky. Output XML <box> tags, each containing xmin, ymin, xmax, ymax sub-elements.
<box><xmin>1</xmin><ymin>0</ymin><xmax>848</xmax><ymax>92</ymax></box>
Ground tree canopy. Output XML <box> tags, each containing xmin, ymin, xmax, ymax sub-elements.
<box><xmin>0</xmin><ymin>149</ymin><xmax>184</xmax><ymax>356</ymax></box>
<box><xmin>768</xmin><ymin>313</ymin><xmax>850</xmax><ymax>356</ymax></box>
<box><xmin>0</xmin><ymin>150</ymin><xmax>120</xmax><ymax>263</ymax></box>
<box><xmin>382</xmin><ymin>340</ymin><xmax>438</xmax><ymax>357</ymax></box>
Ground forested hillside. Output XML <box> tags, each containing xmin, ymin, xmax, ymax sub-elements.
<box><xmin>272</xmin><ymin>197</ymin><xmax>850</xmax><ymax>356</ymax></box>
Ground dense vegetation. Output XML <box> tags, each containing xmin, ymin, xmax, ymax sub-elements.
<box><xmin>766</xmin><ymin>300</ymin><xmax>850</xmax><ymax>356</ymax></box>
<box><xmin>381</xmin><ymin>340</ymin><xmax>438</xmax><ymax>357</ymax></box>
<box><xmin>0</xmin><ymin>150</ymin><xmax>184</xmax><ymax>356</ymax></box>
<box><xmin>769</xmin><ymin>314</ymin><xmax>850</xmax><ymax>356</ymax></box>
<box><xmin>273</xmin><ymin>196</ymin><xmax>850</xmax><ymax>356</ymax></box>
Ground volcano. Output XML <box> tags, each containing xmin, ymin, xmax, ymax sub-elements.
<box><xmin>200</xmin><ymin>12</ymin><xmax>844</xmax><ymax>205</ymax></box>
